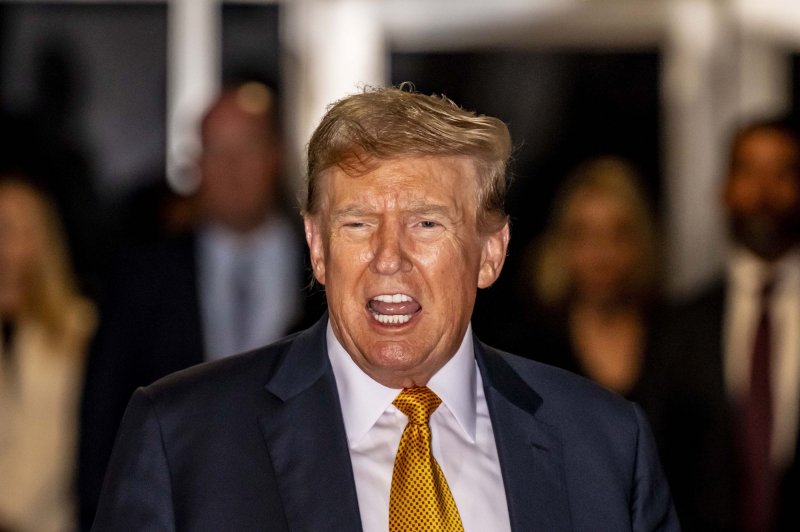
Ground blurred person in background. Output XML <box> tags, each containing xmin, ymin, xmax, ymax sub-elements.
<box><xmin>502</xmin><ymin>157</ymin><xmax>660</xmax><ymax>398</ymax></box>
<box><xmin>643</xmin><ymin>117</ymin><xmax>800</xmax><ymax>531</ymax></box>
<box><xmin>0</xmin><ymin>174</ymin><xmax>96</xmax><ymax>532</ymax></box>
<box><xmin>77</xmin><ymin>80</ymin><xmax>323</xmax><ymax>529</ymax></box>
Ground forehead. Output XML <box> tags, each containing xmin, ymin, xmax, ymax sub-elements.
<box><xmin>567</xmin><ymin>190</ymin><xmax>629</xmax><ymax>218</ymax></box>
<box><xmin>0</xmin><ymin>182</ymin><xmax>40</xmax><ymax>210</ymax></box>
<box><xmin>734</xmin><ymin>129</ymin><xmax>799</xmax><ymax>161</ymax></box>
<box><xmin>202</xmin><ymin>97</ymin><xmax>272</xmax><ymax>141</ymax></box>
<box><xmin>319</xmin><ymin>155</ymin><xmax>480</xmax><ymax>210</ymax></box>
<box><xmin>0</xmin><ymin>183</ymin><xmax>45</xmax><ymax>232</ymax></box>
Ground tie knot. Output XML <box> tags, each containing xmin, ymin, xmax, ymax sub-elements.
<box><xmin>393</xmin><ymin>387</ymin><xmax>441</xmax><ymax>425</ymax></box>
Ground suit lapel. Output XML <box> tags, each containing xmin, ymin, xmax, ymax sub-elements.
<box><xmin>258</xmin><ymin>316</ymin><xmax>363</xmax><ymax>531</ymax></box>
<box><xmin>256</xmin><ymin>319</ymin><xmax>571</xmax><ymax>531</ymax></box>
<box><xmin>476</xmin><ymin>341</ymin><xmax>573</xmax><ymax>532</ymax></box>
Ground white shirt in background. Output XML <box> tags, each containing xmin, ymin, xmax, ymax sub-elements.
<box><xmin>197</xmin><ymin>216</ymin><xmax>302</xmax><ymax>360</ymax></box>
<box><xmin>724</xmin><ymin>246</ymin><xmax>800</xmax><ymax>469</ymax></box>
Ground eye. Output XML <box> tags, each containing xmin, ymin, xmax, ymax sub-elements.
<box><xmin>338</xmin><ymin>219</ymin><xmax>374</xmax><ymax>236</ymax></box>
<box><xmin>418</xmin><ymin>220</ymin><xmax>439</xmax><ymax>229</ymax></box>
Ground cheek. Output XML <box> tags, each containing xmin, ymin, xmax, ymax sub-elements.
<box><xmin>726</xmin><ymin>178</ymin><xmax>759</xmax><ymax>211</ymax></box>
<box><xmin>0</xmin><ymin>239</ymin><xmax>37</xmax><ymax>290</ymax></box>
<box><xmin>423</xmin><ymin>241</ymin><xmax>481</xmax><ymax>301</ymax></box>
<box><xmin>323</xmin><ymin>240</ymin><xmax>369</xmax><ymax>291</ymax></box>
<box><xmin>566</xmin><ymin>239</ymin><xmax>597</xmax><ymax>268</ymax></box>
<box><xmin>610</xmin><ymin>244</ymin><xmax>641</xmax><ymax>277</ymax></box>
<box><xmin>772</xmin><ymin>181</ymin><xmax>800</xmax><ymax>210</ymax></box>
<box><xmin>200</xmin><ymin>160</ymin><xmax>227</xmax><ymax>188</ymax></box>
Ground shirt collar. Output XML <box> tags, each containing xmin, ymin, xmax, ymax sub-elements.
<box><xmin>326</xmin><ymin>320</ymin><xmax>478</xmax><ymax>447</ymax></box>
<box><xmin>198</xmin><ymin>217</ymin><xmax>292</xmax><ymax>268</ymax></box>
<box><xmin>729</xmin><ymin>245</ymin><xmax>800</xmax><ymax>294</ymax></box>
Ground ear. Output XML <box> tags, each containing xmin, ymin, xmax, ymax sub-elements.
<box><xmin>304</xmin><ymin>215</ymin><xmax>327</xmax><ymax>285</ymax></box>
<box><xmin>477</xmin><ymin>222</ymin><xmax>510</xmax><ymax>289</ymax></box>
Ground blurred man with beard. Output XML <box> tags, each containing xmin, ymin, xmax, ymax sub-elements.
<box><xmin>643</xmin><ymin>117</ymin><xmax>800</xmax><ymax>532</ymax></box>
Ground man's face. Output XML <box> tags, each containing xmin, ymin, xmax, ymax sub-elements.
<box><xmin>724</xmin><ymin>128</ymin><xmax>800</xmax><ymax>260</ymax></box>
<box><xmin>304</xmin><ymin>156</ymin><xmax>509</xmax><ymax>388</ymax></box>
<box><xmin>198</xmin><ymin>96</ymin><xmax>281</xmax><ymax>232</ymax></box>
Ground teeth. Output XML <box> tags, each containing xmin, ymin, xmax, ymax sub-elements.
<box><xmin>371</xmin><ymin>312</ymin><xmax>413</xmax><ymax>324</ymax></box>
<box><xmin>369</xmin><ymin>294</ymin><xmax>415</xmax><ymax>324</ymax></box>
<box><xmin>372</xmin><ymin>294</ymin><xmax>413</xmax><ymax>303</ymax></box>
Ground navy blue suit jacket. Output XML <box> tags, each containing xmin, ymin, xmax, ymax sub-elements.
<box><xmin>92</xmin><ymin>316</ymin><xmax>678</xmax><ymax>531</ymax></box>
<box><xmin>79</xmin><ymin>232</ymin><xmax>325</xmax><ymax>528</ymax></box>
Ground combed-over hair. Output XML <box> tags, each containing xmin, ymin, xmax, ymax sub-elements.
<box><xmin>304</xmin><ymin>85</ymin><xmax>511</xmax><ymax>233</ymax></box>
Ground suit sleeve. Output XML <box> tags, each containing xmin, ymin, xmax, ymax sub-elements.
<box><xmin>91</xmin><ymin>388</ymin><xmax>176</xmax><ymax>532</ymax></box>
<box><xmin>630</xmin><ymin>404</ymin><xmax>682</xmax><ymax>532</ymax></box>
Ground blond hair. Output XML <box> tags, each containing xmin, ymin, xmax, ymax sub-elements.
<box><xmin>0</xmin><ymin>177</ymin><xmax>94</xmax><ymax>354</ymax></box>
<box><xmin>304</xmin><ymin>85</ymin><xmax>511</xmax><ymax>233</ymax></box>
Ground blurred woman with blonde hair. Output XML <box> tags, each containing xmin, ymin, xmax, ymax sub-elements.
<box><xmin>521</xmin><ymin>156</ymin><xmax>660</xmax><ymax>397</ymax></box>
<box><xmin>0</xmin><ymin>174</ymin><xmax>95</xmax><ymax>531</ymax></box>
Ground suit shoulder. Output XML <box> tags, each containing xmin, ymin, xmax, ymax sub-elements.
<box><xmin>486</xmin><ymin>344</ymin><xmax>636</xmax><ymax>420</ymax></box>
<box><xmin>143</xmin><ymin>331</ymin><xmax>299</xmax><ymax>406</ymax></box>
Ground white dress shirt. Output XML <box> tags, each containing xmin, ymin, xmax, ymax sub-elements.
<box><xmin>326</xmin><ymin>321</ymin><xmax>511</xmax><ymax>532</ymax></box>
<box><xmin>197</xmin><ymin>216</ymin><xmax>301</xmax><ymax>360</ymax></box>
<box><xmin>723</xmin><ymin>246</ymin><xmax>800</xmax><ymax>469</ymax></box>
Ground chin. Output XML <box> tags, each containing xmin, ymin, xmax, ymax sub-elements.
<box><xmin>368</xmin><ymin>344</ymin><xmax>417</xmax><ymax>365</ymax></box>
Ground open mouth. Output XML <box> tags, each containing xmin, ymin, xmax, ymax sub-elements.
<box><xmin>367</xmin><ymin>293</ymin><xmax>421</xmax><ymax>325</ymax></box>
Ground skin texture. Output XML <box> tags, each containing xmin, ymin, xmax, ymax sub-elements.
<box><xmin>724</xmin><ymin>128</ymin><xmax>800</xmax><ymax>261</ymax></box>
<box><xmin>304</xmin><ymin>156</ymin><xmax>509</xmax><ymax>389</ymax></box>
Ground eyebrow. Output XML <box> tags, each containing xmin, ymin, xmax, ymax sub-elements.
<box><xmin>331</xmin><ymin>202</ymin><xmax>453</xmax><ymax>220</ymax></box>
<box><xmin>406</xmin><ymin>204</ymin><xmax>452</xmax><ymax>218</ymax></box>
<box><xmin>331</xmin><ymin>206</ymin><xmax>374</xmax><ymax>219</ymax></box>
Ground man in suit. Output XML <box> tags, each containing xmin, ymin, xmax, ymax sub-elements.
<box><xmin>92</xmin><ymin>86</ymin><xmax>678</xmax><ymax>531</ymax></box>
<box><xmin>642</xmin><ymin>117</ymin><xmax>800</xmax><ymax>531</ymax></box>
<box><xmin>78</xmin><ymin>81</ymin><xmax>323</xmax><ymax>529</ymax></box>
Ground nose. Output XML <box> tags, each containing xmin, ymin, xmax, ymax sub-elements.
<box><xmin>370</xmin><ymin>222</ymin><xmax>411</xmax><ymax>275</ymax></box>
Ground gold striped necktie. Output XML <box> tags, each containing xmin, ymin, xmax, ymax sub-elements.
<box><xmin>389</xmin><ymin>386</ymin><xmax>464</xmax><ymax>532</ymax></box>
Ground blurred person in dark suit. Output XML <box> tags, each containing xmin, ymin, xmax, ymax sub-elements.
<box><xmin>509</xmin><ymin>157</ymin><xmax>660</xmax><ymax>398</ymax></box>
<box><xmin>77</xmin><ymin>81</ymin><xmax>323</xmax><ymax>529</ymax></box>
<box><xmin>643</xmin><ymin>117</ymin><xmax>800</xmax><ymax>531</ymax></box>
<box><xmin>0</xmin><ymin>175</ymin><xmax>96</xmax><ymax>532</ymax></box>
